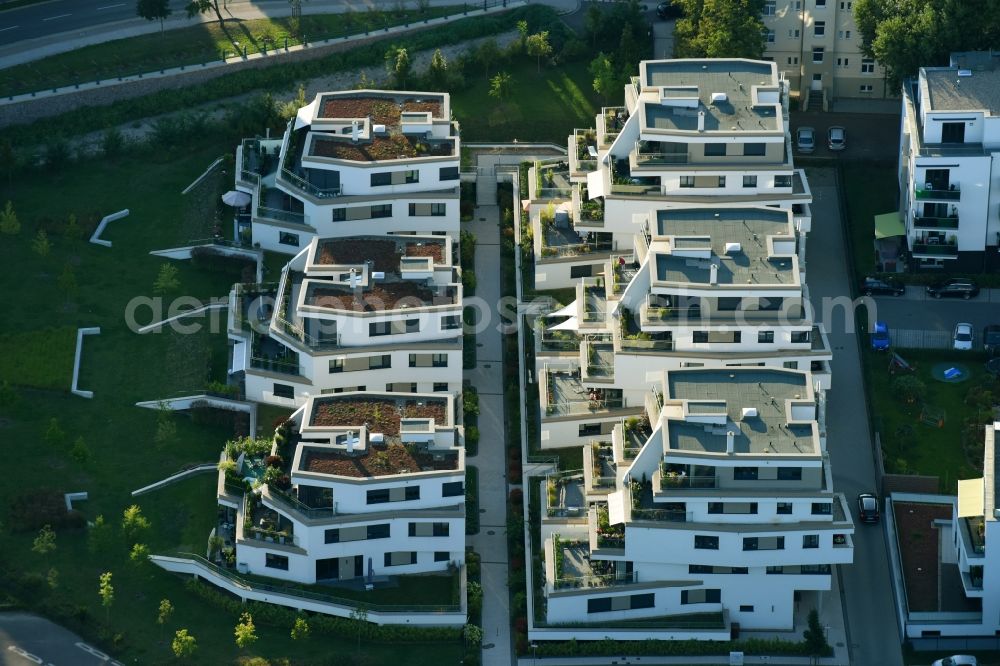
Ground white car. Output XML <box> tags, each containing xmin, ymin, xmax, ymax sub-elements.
<box><xmin>827</xmin><ymin>125</ymin><xmax>847</xmax><ymax>151</ymax></box>
<box><xmin>796</xmin><ymin>127</ymin><xmax>815</xmax><ymax>154</ymax></box>
<box><xmin>932</xmin><ymin>656</ymin><xmax>977</xmax><ymax>666</ymax></box>
<box><xmin>953</xmin><ymin>323</ymin><xmax>974</xmax><ymax>350</ymax></box>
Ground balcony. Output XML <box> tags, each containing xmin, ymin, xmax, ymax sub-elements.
<box><xmin>911</xmin><ymin>241</ymin><xmax>959</xmax><ymax>257</ymax></box>
<box><xmin>583</xmin><ymin>441</ymin><xmax>617</xmax><ymax>494</ymax></box>
<box><xmin>657</xmin><ymin>464</ymin><xmax>718</xmax><ymax>490</ymax></box>
<box><xmin>573</xmin><ymin>184</ymin><xmax>605</xmax><ymax>228</ymax></box>
<box><xmin>570</xmin><ymin>129</ymin><xmax>599</xmax><ymax>175</ymax></box>
<box><xmin>914</xmin><ymin>185</ymin><xmax>961</xmax><ymax>201</ymax></box>
<box><xmin>597</xmin><ymin>106</ymin><xmax>627</xmax><ymax>147</ymax></box>
<box><xmin>634</xmin><ymin>140</ymin><xmax>688</xmax><ymax>166</ymax></box>
<box><xmin>249</xmin><ymin>331</ymin><xmax>301</xmax><ymax>377</ymax></box>
<box><xmin>546</xmin><ymin>472</ymin><xmax>586</xmax><ymax>518</ymax></box>
<box><xmin>543</xmin><ymin>368</ymin><xmax>627</xmax><ymax>417</ymax></box>
<box><xmin>550</xmin><ymin>537</ymin><xmax>635</xmax><ymax>591</ymax></box>
<box><xmin>533</xmin><ymin>160</ymin><xmax>574</xmax><ymax>200</ymax></box>
<box><xmin>913</xmin><ymin>215</ymin><xmax>959</xmax><ymax>230</ymax></box>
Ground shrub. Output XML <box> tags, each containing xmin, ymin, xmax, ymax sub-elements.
<box><xmin>190</xmin><ymin>246</ymin><xmax>255</xmax><ymax>274</ymax></box>
<box><xmin>7</xmin><ymin>490</ymin><xmax>85</xmax><ymax>532</ymax></box>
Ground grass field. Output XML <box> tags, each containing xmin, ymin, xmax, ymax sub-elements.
<box><xmin>0</xmin><ymin>327</ymin><xmax>77</xmax><ymax>390</ymax></box>
<box><xmin>0</xmin><ymin>8</ymin><xmax>460</xmax><ymax>98</ymax></box>
<box><xmin>840</xmin><ymin>163</ymin><xmax>898</xmax><ymax>281</ymax></box>
<box><xmin>0</xmin><ymin>140</ymin><xmax>463</xmax><ymax>663</ymax></box>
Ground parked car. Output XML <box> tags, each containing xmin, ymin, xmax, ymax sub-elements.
<box><xmin>984</xmin><ymin>325</ymin><xmax>1000</xmax><ymax>356</ymax></box>
<box><xmin>656</xmin><ymin>0</ymin><xmax>682</xmax><ymax>18</ymax></box>
<box><xmin>926</xmin><ymin>279</ymin><xmax>979</xmax><ymax>299</ymax></box>
<box><xmin>857</xmin><ymin>493</ymin><xmax>880</xmax><ymax>523</ymax></box>
<box><xmin>827</xmin><ymin>126</ymin><xmax>847</xmax><ymax>151</ymax></box>
<box><xmin>796</xmin><ymin>127</ymin><xmax>815</xmax><ymax>154</ymax></box>
<box><xmin>931</xmin><ymin>657</ymin><xmax>978</xmax><ymax>666</ymax></box>
<box><xmin>953</xmin><ymin>323</ymin><xmax>974</xmax><ymax>351</ymax></box>
<box><xmin>861</xmin><ymin>276</ymin><xmax>905</xmax><ymax>296</ymax></box>
<box><xmin>871</xmin><ymin>321</ymin><xmax>890</xmax><ymax>351</ymax></box>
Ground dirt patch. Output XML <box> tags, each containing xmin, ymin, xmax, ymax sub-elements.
<box><xmin>318</xmin><ymin>239</ymin><xmax>400</xmax><ymax>270</ymax></box>
<box><xmin>310</xmin><ymin>397</ymin><xmax>447</xmax><ymax>434</ymax></box>
<box><xmin>302</xmin><ymin>442</ymin><xmax>456</xmax><ymax>477</ymax></box>
<box><xmin>405</xmin><ymin>242</ymin><xmax>444</xmax><ymax>263</ymax></box>
<box><xmin>894</xmin><ymin>501</ymin><xmax>951</xmax><ymax>612</ymax></box>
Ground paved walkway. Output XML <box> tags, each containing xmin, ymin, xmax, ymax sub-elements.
<box><xmin>464</xmin><ymin>166</ymin><xmax>512</xmax><ymax>666</ymax></box>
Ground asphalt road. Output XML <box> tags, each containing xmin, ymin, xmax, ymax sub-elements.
<box><xmin>0</xmin><ymin>0</ymin><xmax>196</xmax><ymax>43</ymax></box>
<box><xmin>806</xmin><ymin>167</ymin><xmax>905</xmax><ymax>666</ymax></box>
<box><xmin>0</xmin><ymin>612</ymin><xmax>120</xmax><ymax>666</ymax></box>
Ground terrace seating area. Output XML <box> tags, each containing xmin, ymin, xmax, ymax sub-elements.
<box><xmin>545</xmin><ymin>370</ymin><xmax>625</xmax><ymax>416</ymax></box>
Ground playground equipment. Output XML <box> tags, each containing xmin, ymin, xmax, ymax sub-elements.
<box><xmin>889</xmin><ymin>352</ymin><xmax>915</xmax><ymax>374</ymax></box>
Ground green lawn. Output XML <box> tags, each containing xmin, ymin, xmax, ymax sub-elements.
<box><xmin>451</xmin><ymin>59</ymin><xmax>602</xmax><ymax>143</ymax></box>
<box><xmin>840</xmin><ymin>163</ymin><xmax>898</xmax><ymax>282</ymax></box>
<box><xmin>862</xmin><ymin>348</ymin><xmax>993</xmax><ymax>491</ymax></box>
<box><xmin>0</xmin><ymin>8</ymin><xmax>455</xmax><ymax>98</ymax></box>
<box><xmin>0</xmin><ymin>327</ymin><xmax>76</xmax><ymax>390</ymax></box>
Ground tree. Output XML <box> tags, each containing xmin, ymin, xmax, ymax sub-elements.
<box><xmin>156</xmin><ymin>405</ymin><xmax>177</xmax><ymax>448</ymax></box>
<box><xmin>58</xmin><ymin>263</ymin><xmax>78</xmax><ymax>301</ymax></box>
<box><xmin>172</xmin><ymin>629</ymin><xmax>197</xmax><ymax>658</ymax></box>
<box><xmin>234</xmin><ymin>612</ymin><xmax>258</xmax><ymax>649</ymax></box>
<box><xmin>802</xmin><ymin>608</ymin><xmax>829</xmax><ymax>657</ymax></box>
<box><xmin>70</xmin><ymin>435</ymin><xmax>90</xmax><ymax>463</ymax></box>
<box><xmin>153</xmin><ymin>262</ymin><xmax>180</xmax><ymax>294</ymax></box>
<box><xmin>590</xmin><ymin>52</ymin><xmax>618</xmax><ymax>103</ymax></box>
<box><xmin>584</xmin><ymin>4</ymin><xmax>603</xmax><ymax>46</ymax></box>
<box><xmin>137</xmin><ymin>0</ymin><xmax>171</xmax><ymax>32</ymax></box>
<box><xmin>46</xmin><ymin>567</ymin><xmax>59</xmax><ymax>589</ymax></box>
<box><xmin>474</xmin><ymin>37</ymin><xmax>501</xmax><ymax>79</ymax></box>
<box><xmin>891</xmin><ymin>374</ymin><xmax>926</xmax><ymax>404</ymax></box>
<box><xmin>385</xmin><ymin>46</ymin><xmax>412</xmax><ymax>88</ymax></box>
<box><xmin>674</xmin><ymin>0</ymin><xmax>766</xmax><ymax>59</ymax></box>
<box><xmin>349</xmin><ymin>608</ymin><xmax>368</xmax><ymax>656</ymax></box>
<box><xmin>280</xmin><ymin>85</ymin><xmax>307</xmax><ymax>121</ymax></box>
<box><xmin>130</xmin><ymin>542</ymin><xmax>150</xmax><ymax>564</ymax></box>
<box><xmin>463</xmin><ymin>623</ymin><xmax>483</xmax><ymax>647</ymax></box>
<box><xmin>489</xmin><ymin>71</ymin><xmax>513</xmax><ymax>104</ymax></box>
<box><xmin>427</xmin><ymin>48</ymin><xmax>448</xmax><ymax>90</ymax></box>
<box><xmin>31</xmin><ymin>229</ymin><xmax>50</xmax><ymax>258</ymax></box>
<box><xmin>290</xmin><ymin>615</ymin><xmax>310</xmax><ymax>640</ymax></box>
<box><xmin>32</xmin><ymin>525</ymin><xmax>56</xmax><ymax>555</ymax></box>
<box><xmin>0</xmin><ymin>201</ymin><xmax>18</xmax><ymax>235</ymax></box>
<box><xmin>98</xmin><ymin>572</ymin><xmax>114</xmax><ymax>622</ymax></box>
<box><xmin>525</xmin><ymin>31</ymin><xmax>552</xmax><ymax>72</ymax></box>
<box><xmin>88</xmin><ymin>515</ymin><xmax>113</xmax><ymax>554</ymax></box>
<box><xmin>122</xmin><ymin>504</ymin><xmax>151</xmax><ymax>543</ymax></box>
<box><xmin>63</xmin><ymin>213</ymin><xmax>82</xmax><ymax>242</ymax></box>
<box><xmin>157</xmin><ymin>599</ymin><xmax>175</xmax><ymax>627</ymax></box>
<box><xmin>184</xmin><ymin>0</ymin><xmax>223</xmax><ymax>26</ymax></box>
<box><xmin>43</xmin><ymin>417</ymin><xmax>65</xmax><ymax>448</ymax></box>
<box><xmin>516</xmin><ymin>19</ymin><xmax>528</xmax><ymax>50</ymax></box>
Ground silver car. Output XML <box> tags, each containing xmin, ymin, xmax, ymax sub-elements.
<box><xmin>796</xmin><ymin>126</ymin><xmax>815</xmax><ymax>154</ymax></box>
<box><xmin>827</xmin><ymin>125</ymin><xmax>847</xmax><ymax>151</ymax></box>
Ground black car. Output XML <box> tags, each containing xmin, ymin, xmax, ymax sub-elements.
<box><xmin>857</xmin><ymin>493</ymin><xmax>880</xmax><ymax>523</ymax></box>
<box><xmin>926</xmin><ymin>279</ymin><xmax>980</xmax><ymax>299</ymax></box>
<box><xmin>861</xmin><ymin>277</ymin><xmax>905</xmax><ymax>297</ymax></box>
<box><xmin>984</xmin><ymin>325</ymin><xmax>1000</xmax><ymax>356</ymax></box>
<box><xmin>656</xmin><ymin>0</ymin><xmax>682</xmax><ymax>19</ymax></box>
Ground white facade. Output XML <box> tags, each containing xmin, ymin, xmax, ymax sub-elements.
<box><xmin>898</xmin><ymin>51</ymin><xmax>1000</xmax><ymax>272</ymax></box>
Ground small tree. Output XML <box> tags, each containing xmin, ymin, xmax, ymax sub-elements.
<box><xmin>137</xmin><ymin>0</ymin><xmax>172</xmax><ymax>32</ymax></box>
<box><xmin>802</xmin><ymin>608</ymin><xmax>829</xmax><ymax>657</ymax></box>
<box><xmin>98</xmin><ymin>572</ymin><xmax>114</xmax><ymax>623</ymax></box>
<box><xmin>234</xmin><ymin>612</ymin><xmax>258</xmax><ymax>649</ymax></box>
<box><xmin>463</xmin><ymin>623</ymin><xmax>483</xmax><ymax>647</ymax></box>
<box><xmin>590</xmin><ymin>52</ymin><xmax>618</xmax><ymax>103</ymax></box>
<box><xmin>88</xmin><ymin>515</ymin><xmax>113</xmax><ymax>554</ymax></box>
<box><xmin>157</xmin><ymin>598</ymin><xmax>175</xmax><ymax>627</ymax></box>
<box><xmin>350</xmin><ymin>608</ymin><xmax>368</xmax><ymax>656</ymax></box>
<box><xmin>516</xmin><ymin>20</ymin><xmax>528</xmax><ymax>50</ymax></box>
<box><xmin>31</xmin><ymin>229</ymin><xmax>50</xmax><ymax>258</ymax></box>
<box><xmin>172</xmin><ymin>629</ymin><xmax>197</xmax><ymax>658</ymax></box>
<box><xmin>385</xmin><ymin>47</ymin><xmax>412</xmax><ymax>88</ymax></box>
<box><xmin>63</xmin><ymin>213</ymin><xmax>82</xmax><ymax>242</ymax></box>
<box><xmin>475</xmin><ymin>37</ymin><xmax>501</xmax><ymax>79</ymax></box>
<box><xmin>43</xmin><ymin>417</ymin><xmax>65</xmax><ymax>448</ymax></box>
<box><xmin>892</xmin><ymin>374</ymin><xmax>926</xmax><ymax>405</ymax></box>
<box><xmin>70</xmin><ymin>435</ymin><xmax>90</xmax><ymax>463</ymax></box>
<box><xmin>153</xmin><ymin>262</ymin><xmax>180</xmax><ymax>294</ymax></box>
<box><xmin>122</xmin><ymin>504</ymin><xmax>151</xmax><ymax>543</ymax></box>
<box><xmin>32</xmin><ymin>524</ymin><xmax>57</xmax><ymax>555</ymax></box>
<box><xmin>130</xmin><ymin>542</ymin><xmax>150</xmax><ymax>564</ymax></box>
<box><xmin>525</xmin><ymin>31</ymin><xmax>552</xmax><ymax>72</ymax></box>
<box><xmin>427</xmin><ymin>49</ymin><xmax>448</xmax><ymax>89</ymax></box>
<box><xmin>156</xmin><ymin>405</ymin><xmax>177</xmax><ymax>448</ymax></box>
<box><xmin>489</xmin><ymin>71</ymin><xmax>513</xmax><ymax>104</ymax></box>
<box><xmin>0</xmin><ymin>201</ymin><xmax>19</xmax><ymax>235</ymax></box>
<box><xmin>290</xmin><ymin>615</ymin><xmax>310</xmax><ymax>640</ymax></box>
<box><xmin>46</xmin><ymin>567</ymin><xmax>59</xmax><ymax>589</ymax></box>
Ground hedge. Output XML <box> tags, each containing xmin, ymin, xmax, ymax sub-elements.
<box><xmin>534</xmin><ymin>636</ymin><xmax>833</xmax><ymax>658</ymax></box>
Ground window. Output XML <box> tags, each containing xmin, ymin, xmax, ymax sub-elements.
<box><xmin>816</xmin><ymin>0</ymin><xmax>825</xmax><ymax>5</ymax></box>
<box><xmin>743</xmin><ymin>175</ymin><xmax>758</xmax><ymax>188</ymax></box>
<box><xmin>439</xmin><ymin>166</ymin><xmax>459</xmax><ymax>181</ymax></box>
<box><xmin>708</xmin><ymin>502</ymin><xmax>758</xmax><ymax>514</ymax></box>
<box><xmin>689</xmin><ymin>565</ymin><xmax>748</xmax><ymax>574</ymax></box>
<box><xmin>791</xmin><ymin>330</ymin><xmax>810</xmax><ymax>343</ymax></box>
<box><xmin>369</xmin><ymin>355</ymin><xmax>391</xmax><ymax>370</ymax></box>
<box><xmin>861</xmin><ymin>58</ymin><xmax>875</xmax><ymax>73</ymax></box>
<box><xmin>803</xmin><ymin>534</ymin><xmax>820</xmax><ymax>549</ymax></box>
<box><xmin>787</xmin><ymin>56</ymin><xmax>799</xmax><ymax>66</ymax></box>
<box><xmin>704</xmin><ymin>143</ymin><xmax>726</xmax><ymax>157</ymax></box>
<box><xmin>694</xmin><ymin>535</ymin><xmax>719</xmax><ymax>550</ymax></box>
<box><xmin>692</xmin><ymin>331</ymin><xmax>708</xmax><ymax>343</ymax></box>
<box><xmin>434</xmin><ymin>382</ymin><xmax>449</xmax><ymax>392</ymax></box>
<box><xmin>789</xmin><ymin>29</ymin><xmax>800</xmax><ymax>38</ymax></box>
<box><xmin>442</xmin><ymin>481</ymin><xmax>464</xmax><ymax>497</ymax></box>
<box><xmin>370</xmin><ymin>320</ymin><xmax>420</xmax><ymax>337</ymax></box>
<box><xmin>775</xmin><ymin>175</ymin><xmax>792</xmax><ymax>187</ymax></box>
<box><xmin>265</xmin><ymin>553</ymin><xmax>289</xmax><ymax>570</ymax></box>
<box><xmin>812</xmin><ymin>47</ymin><xmax>824</xmax><ymax>63</ymax></box>
<box><xmin>371</xmin><ymin>172</ymin><xmax>391</xmax><ymax>186</ymax></box>
<box><xmin>859</xmin><ymin>84</ymin><xmax>873</xmax><ymax>93</ymax></box>
<box><xmin>432</xmin><ymin>353</ymin><xmax>448</xmax><ymax>367</ymax></box>
<box><xmin>844</xmin><ymin>30</ymin><xmax>851</xmax><ymax>38</ymax></box>
<box><xmin>941</xmin><ymin>122</ymin><xmax>966</xmax><ymax>144</ymax></box>
<box><xmin>681</xmin><ymin>589</ymin><xmax>721</xmax><ymax>604</ymax></box>
<box><xmin>762</xmin><ymin>0</ymin><xmax>775</xmax><ymax>14</ymax></box>
<box><xmin>837</xmin><ymin>57</ymin><xmax>849</xmax><ymax>67</ymax></box>
<box><xmin>430</xmin><ymin>203</ymin><xmax>446</xmax><ymax>216</ymax></box>
<box><xmin>408</xmin><ymin>203</ymin><xmax>447</xmax><ymax>217</ymax></box>
<box><xmin>404</xmin><ymin>170</ymin><xmax>419</xmax><ymax>184</ymax></box>
<box><xmin>814</xmin><ymin>20</ymin><xmax>825</xmax><ymax>36</ymax></box>
<box><xmin>329</xmin><ymin>359</ymin><xmax>344</xmax><ymax>373</ymax></box>
<box><xmin>442</xmin><ymin>315</ymin><xmax>461</xmax><ymax>330</ymax></box>
<box><xmin>325</xmin><ymin>524</ymin><xmax>390</xmax><ymax>543</ymax></box>
<box><xmin>717</xmin><ymin>176</ymin><xmax>727</xmax><ymax>188</ymax></box>
<box><xmin>570</xmin><ymin>264</ymin><xmax>595</xmax><ymax>279</ymax></box>
<box><xmin>734</xmin><ymin>467</ymin><xmax>758</xmax><ymax>480</ymax></box>
<box><xmin>367</xmin><ymin>486</ymin><xmax>420</xmax><ymax>504</ymax></box>
<box><xmin>783</xmin><ymin>361</ymin><xmax>799</xmax><ymax>369</ymax></box>
<box><xmin>679</xmin><ymin>176</ymin><xmax>695</xmax><ymax>188</ymax></box>
<box><xmin>587</xmin><ymin>593</ymin><xmax>655</xmax><ymax>614</ymax></box>
<box><xmin>744</xmin><ymin>536</ymin><xmax>784</xmax><ymax>550</ymax></box>
<box><xmin>273</xmin><ymin>383</ymin><xmax>294</xmax><ymax>400</ymax></box>
<box><xmin>408</xmin><ymin>522</ymin><xmax>450</xmax><ymax>537</ymax></box>
<box><xmin>370</xmin><ymin>204</ymin><xmax>392</xmax><ymax>218</ymax></box>
<box><xmin>811</xmin><ymin>502</ymin><xmax>832</xmax><ymax>515</ymax></box>
<box><xmin>279</xmin><ymin>232</ymin><xmax>300</xmax><ymax>247</ymax></box>
<box><xmin>368</xmin><ymin>524</ymin><xmax>390</xmax><ymax>539</ymax></box>
<box><xmin>777</xmin><ymin>502</ymin><xmax>793</xmax><ymax>514</ymax></box>
<box><xmin>331</xmin><ymin>208</ymin><xmax>346</xmax><ymax>221</ymax></box>
<box><xmin>743</xmin><ymin>143</ymin><xmax>766</xmax><ymax>156</ymax></box>
<box><xmin>777</xmin><ymin>467</ymin><xmax>803</xmax><ymax>480</ymax></box>
<box><xmin>384</xmin><ymin>552</ymin><xmax>418</xmax><ymax>567</ymax></box>
<box><xmin>740</xmin><ymin>605</ymin><xmax>755</xmax><ymax>612</ymax></box>
<box><xmin>434</xmin><ymin>551</ymin><xmax>450</xmax><ymax>562</ymax></box>
<box><xmin>764</xmin><ymin>29</ymin><xmax>775</xmax><ymax>43</ymax></box>
<box><xmin>578</xmin><ymin>423</ymin><xmax>602</xmax><ymax>436</ymax></box>
<box><xmin>758</xmin><ymin>330</ymin><xmax>774</xmax><ymax>343</ymax></box>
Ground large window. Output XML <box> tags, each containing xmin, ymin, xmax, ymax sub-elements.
<box><xmin>775</xmin><ymin>175</ymin><xmax>792</xmax><ymax>188</ymax></box>
<box><xmin>681</xmin><ymin>589</ymin><xmax>721</xmax><ymax>604</ymax></box>
<box><xmin>734</xmin><ymin>467</ymin><xmax>758</xmax><ymax>480</ymax></box>
<box><xmin>791</xmin><ymin>330</ymin><xmax>811</xmax><ymax>343</ymax></box>
<box><xmin>331</xmin><ymin>208</ymin><xmax>346</xmax><ymax>221</ymax></box>
<box><xmin>814</xmin><ymin>20</ymin><xmax>825</xmax><ymax>36</ymax></box>
<box><xmin>811</xmin><ymin>502</ymin><xmax>832</xmax><ymax>515</ymax></box>
<box><xmin>371</xmin><ymin>204</ymin><xmax>392</xmax><ymax>218</ymax></box>
<box><xmin>777</xmin><ymin>502</ymin><xmax>793</xmax><ymax>514</ymax></box>
<box><xmin>812</xmin><ymin>47</ymin><xmax>824</xmax><ymax>64</ymax></box>
<box><xmin>439</xmin><ymin>166</ymin><xmax>459</xmax><ymax>181</ymax></box>
<box><xmin>442</xmin><ymin>481</ymin><xmax>464</xmax><ymax>497</ymax></box>
<box><xmin>704</xmin><ymin>144</ymin><xmax>727</xmax><ymax>157</ymax></box>
<box><xmin>861</xmin><ymin>58</ymin><xmax>875</xmax><ymax>74</ymax></box>
<box><xmin>408</xmin><ymin>522</ymin><xmax>450</xmax><ymax>537</ymax></box>
<box><xmin>777</xmin><ymin>467</ymin><xmax>803</xmax><ymax>480</ymax></box>
<box><xmin>758</xmin><ymin>330</ymin><xmax>774</xmax><ymax>343</ymax></box>
<box><xmin>762</xmin><ymin>0</ymin><xmax>776</xmax><ymax>14</ymax></box>
<box><xmin>384</xmin><ymin>552</ymin><xmax>418</xmax><ymax>567</ymax></box>
<box><xmin>743</xmin><ymin>143</ymin><xmax>766</xmax><ymax>156</ymax></box>
<box><xmin>279</xmin><ymin>232</ymin><xmax>300</xmax><ymax>247</ymax></box>
<box><xmin>265</xmin><ymin>553</ymin><xmax>289</xmax><ymax>570</ymax></box>
<box><xmin>587</xmin><ymin>593</ymin><xmax>655</xmax><ymax>614</ymax></box>
<box><xmin>679</xmin><ymin>176</ymin><xmax>695</xmax><ymax>188</ymax></box>
<box><xmin>743</xmin><ymin>536</ymin><xmax>785</xmax><ymax>551</ymax></box>
<box><xmin>325</xmin><ymin>524</ymin><xmax>391</xmax><ymax>543</ymax></box>
<box><xmin>273</xmin><ymin>383</ymin><xmax>295</xmax><ymax>400</ymax></box>
<box><xmin>371</xmin><ymin>172</ymin><xmax>392</xmax><ymax>186</ymax></box>
<box><xmin>803</xmin><ymin>534</ymin><xmax>820</xmax><ymax>549</ymax></box>
<box><xmin>367</xmin><ymin>486</ymin><xmax>420</xmax><ymax>504</ymax></box>
<box><xmin>442</xmin><ymin>315</ymin><xmax>461</xmax><ymax>330</ymax></box>
<box><xmin>694</xmin><ymin>535</ymin><xmax>719</xmax><ymax>550</ymax></box>
<box><xmin>743</xmin><ymin>175</ymin><xmax>758</xmax><ymax>188</ymax></box>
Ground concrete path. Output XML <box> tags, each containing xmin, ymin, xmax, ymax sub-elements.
<box><xmin>464</xmin><ymin>167</ymin><xmax>512</xmax><ymax>665</ymax></box>
<box><xmin>804</xmin><ymin>167</ymin><xmax>904</xmax><ymax>666</ymax></box>
<box><xmin>0</xmin><ymin>612</ymin><xmax>119</xmax><ymax>666</ymax></box>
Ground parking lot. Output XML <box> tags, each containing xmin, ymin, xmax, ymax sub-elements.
<box><xmin>790</xmin><ymin>110</ymin><xmax>901</xmax><ymax>161</ymax></box>
<box><xmin>868</xmin><ymin>289</ymin><xmax>1000</xmax><ymax>351</ymax></box>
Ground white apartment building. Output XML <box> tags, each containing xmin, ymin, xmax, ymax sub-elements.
<box><xmin>531</xmin><ymin>58</ymin><xmax>813</xmax><ymax>290</ymax></box>
<box><xmin>234</xmin><ymin>90</ymin><xmax>461</xmax><ymax>254</ymax></box>
<box><xmin>228</xmin><ymin>234</ymin><xmax>463</xmax><ymax>406</ymax></box>
<box><xmin>217</xmin><ymin>392</ymin><xmax>465</xmax><ymax>585</ymax></box>
<box><xmin>538</xmin><ymin>367</ymin><xmax>853</xmax><ymax>633</ymax></box>
<box><xmin>761</xmin><ymin>0</ymin><xmax>891</xmax><ymax>108</ymax></box>
<box><xmin>898</xmin><ymin>51</ymin><xmax>1000</xmax><ymax>272</ymax></box>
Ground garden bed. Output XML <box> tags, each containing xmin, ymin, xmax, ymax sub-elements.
<box><xmin>302</xmin><ymin>442</ymin><xmax>458</xmax><ymax>478</ymax></box>
<box><xmin>309</xmin><ymin>396</ymin><xmax>448</xmax><ymax>433</ymax></box>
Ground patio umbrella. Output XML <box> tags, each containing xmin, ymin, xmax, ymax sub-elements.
<box><xmin>221</xmin><ymin>190</ymin><xmax>251</xmax><ymax>207</ymax></box>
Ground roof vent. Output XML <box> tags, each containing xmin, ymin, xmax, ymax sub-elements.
<box><xmin>373</xmin><ymin>123</ymin><xmax>387</xmax><ymax>134</ymax></box>
<box><xmin>957</xmin><ymin>69</ymin><xmax>973</xmax><ymax>77</ymax></box>
<box><xmin>725</xmin><ymin>242</ymin><xmax>742</xmax><ymax>255</ymax></box>
<box><xmin>697</xmin><ymin>110</ymin><xmax>705</xmax><ymax>132</ymax></box>
<box><xmin>711</xmin><ymin>92</ymin><xmax>728</xmax><ymax>103</ymax></box>
<box><xmin>709</xmin><ymin>263</ymin><xmax>718</xmax><ymax>285</ymax></box>
<box><xmin>726</xmin><ymin>430</ymin><xmax>736</xmax><ymax>454</ymax></box>
<box><xmin>372</xmin><ymin>271</ymin><xmax>386</xmax><ymax>280</ymax></box>
<box><xmin>351</xmin><ymin>120</ymin><xmax>360</xmax><ymax>142</ymax></box>
<box><xmin>741</xmin><ymin>407</ymin><xmax>758</xmax><ymax>419</ymax></box>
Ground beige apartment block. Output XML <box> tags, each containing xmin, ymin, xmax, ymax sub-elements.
<box><xmin>762</xmin><ymin>0</ymin><xmax>892</xmax><ymax>109</ymax></box>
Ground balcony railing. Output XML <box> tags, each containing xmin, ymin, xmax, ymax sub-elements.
<box><xmin>265</xmin><ymin>486</ymin><xmax>336</xmax><ymax>520</ymax></box>
<box><xmin>256</xmin><ymin>205</ymin><xmax>306</xmax><ymax>225</ymax></box>
<box><xmin>659</xmin><ymin>467</ymin><xmax>718</xmax><ymax>490</ymax></box>
<box><xmin>914</xmin><ymin>185</ymin><xmax>961</xmax><ymax>200</ymax></box>
<box><xmin>249</xmin><ymin>356</ymin><xmax>301</xmax><ymax>376</ymax></box>
<box><xmin>553</xmin><ymin>571</ymin><xmax>636</xmax><ymax>590</ymax></box>
<box><xmin>913</xmin><ymin>216</ymin><xmax>959</xmax><ymax>229</ymax></box>
<box><xmin>911</xmin><ymin>242</ymin><xmax>958</xmax><ymax>256</ymax></box>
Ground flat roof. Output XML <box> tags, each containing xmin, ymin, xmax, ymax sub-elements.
<box><xmin>664</xmin><ymin>368</ymin><xmax>816</xmax><ymax>455</ymax></box>
<box><xmin>308</xmin><ymin>394</ymin><xmax>450</xmax><ymax>432</ymax></box>
<box><xmin>923</xmin><ymin>67</ymin><xmax>1000</xmax><ymax>115</ymax></box>
<box><xmin>641</xmin><ymin>60</ymin><xmax>780</xmax><ymax>133</ymax></box>
<box><xmin>315</xmin><ymin>236</ymin><xmax>447</xmax><ymax>270</ymax></box>
<box><xmin>652</xmin><ymin>208</ymin><xmax>796</xmax><ymax>286</ymax></box>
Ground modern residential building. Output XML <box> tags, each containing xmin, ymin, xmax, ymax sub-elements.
<box><xmin>215</xmin><ymin>391</ymin><xmax>466</xmax><ymax>585</ymax></box>
<box><xmin>538</xmin><ymin>366</ymin><xmax>852</xmax><ymax>633</ymax></box>
<box><xmin>886</xmin><ymin>422</ymin><xmax>1000</xmax><ymax>640</ymax></box>
<box><xmin>761</xmin><ymin>0</ymin><xmax>891</xmax><ymax>108</ymax></box>
<box><xmin>898</xmin><ymin>50</ymin><xmax>1000</xmax><ymax>272</ymax></box>
<box><xmin>234</xmin><ymin>90</ymin><xmax>461</xmax><ymax>254</ymax></box>
<box><xmin>531</xmin><ymin>58</ymin><xmax>812</xmax><ymax>290</ymax></box>
<box><xmin>228</xmin><ymin>234</ymin><xmax>463</xmax><ymax>406</ymax></box>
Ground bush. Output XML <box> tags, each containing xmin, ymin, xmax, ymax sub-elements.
<box><xmin>190</xmin><ymin>246</ymin><xmax>255</xmax><ymax>274</ymax></box>
<box><xmin>7</xmin><ymin>491</ymin><xmax>85</xmax><ymax>532</ymax></box>
<box><xmin>462</xmin><ymin>268</ymin><xmax>477</xmax><ymax>294</ymax></box>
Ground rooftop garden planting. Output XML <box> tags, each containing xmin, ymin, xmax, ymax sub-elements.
<box><xmin>307</xmin><ymin>281</ymin><xmax>440</xmax><ymax>311</ymax></box>
<box><xmin>311</xmin><ymin>133</ymin><xmax>454</xmax><ymax>162</ymax></box>
<box><xmin>320</xmin><ymin>97</ymin><xmax>443</xmax><ymax>124</ymax></box>
<box><xmin>405</xmin><ymin>242</ymin><xmax>445</xmax><ymax>263</ymax></box>
<box><xmin>309</xmin><ymin>397</ymin><xmax>448</xmax><ymax>434</ymax></box>
<box><xmin>302</xmin><ymin>442</ymin><xmax>458</xmax><ymax>478</ymax></box>
<box><xmin>318</xmin><ymin>239</ymin><xmax>400</xmax><ymax>270</ymax></box>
